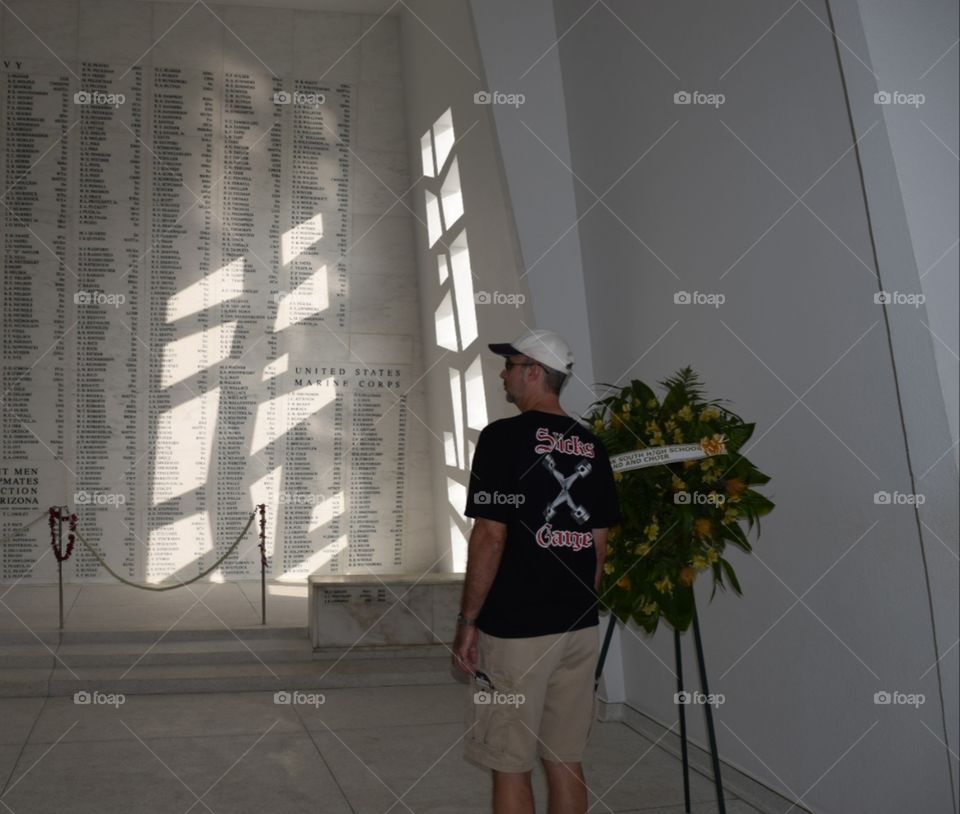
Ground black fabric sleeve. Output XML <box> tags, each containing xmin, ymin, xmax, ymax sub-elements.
<box><xmin>464</xmin><ymin>423</ymin><xmax>513</xmax><ymax>523</ymax></box>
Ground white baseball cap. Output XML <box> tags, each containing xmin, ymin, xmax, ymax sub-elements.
<box><xmin>489</xmin><ymin>330</ymin><xmax>574</xmax><ymax>374</ymax></box>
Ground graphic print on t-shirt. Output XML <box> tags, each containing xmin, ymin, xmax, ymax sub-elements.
<box><xmin>541</xmin><ymin>453</ymin><xmax>591</xmax><ymax>524</ymax></box>
<box><xmin>534</xmin><ymin>427</ymin><xmax>597</xmax><ymax>552</ymax></box>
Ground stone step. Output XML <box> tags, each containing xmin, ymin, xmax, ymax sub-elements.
<box><xmin>2</xmin><ymin>640</ymin><xmax>452</xmax><ymax>669</ymax></box>
<box><xmin>0</xmin><ymin>625</ymin><xmax>308</xmax><ymax>646</ymax></box>
<box><xmin>0</xmin><ymin>667</ymin><xmax>51</xmax><ymax>696</ymax></box>
<box><xmin>14</xmin><ymin>656</ymin><xmax>460</xmax><ymax>697</ymax></box>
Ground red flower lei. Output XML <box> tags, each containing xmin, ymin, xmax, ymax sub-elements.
<box><xmin>257</xmin><ymin>504</ymin><xmax>267</xmax><ymax>567</ymax></box>
<box><xmin>48</xmin><ymin>506</ymin><xmax>77</xmax><ymax>562</ymax></box>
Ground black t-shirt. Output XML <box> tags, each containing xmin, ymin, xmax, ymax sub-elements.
<box><xmin>464</xmin><ymin>410</ymin><xmax>622</xmax><ymax>638</ymax></box>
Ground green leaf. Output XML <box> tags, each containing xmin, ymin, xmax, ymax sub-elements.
<box><xmin>723</xmin><ymin>522</ymin><xmax>753</xmax><ymax>553</ymax></box>
<box><xmin>724</xmin><ymin>422</ymin><xmax>755</xmax><ymax>450</ymax></box>
<box><xmin>631</xmin><ymin>380</ymin><xmax>657</xmax><ymax>406</ymax></box>
<box><xmin>720</xmin><ymin>558</ymin><xmax>743</xmax><ymax>595</ymax></box>
<box><xmin>749</xmin><ymin>493</ymin><xmax>776</xmax><ymax>517</ymax></box>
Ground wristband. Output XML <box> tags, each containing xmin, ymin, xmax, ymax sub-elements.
<box><xmin>457</xmin><ymin>612</ymin><xmax>477</xmax><ymax>627</ymax></box>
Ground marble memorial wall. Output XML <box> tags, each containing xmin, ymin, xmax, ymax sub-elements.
<box><xmin>0</xmin><ymin>2</ymin><xmax>434</xmax><ymax>582</ymax></box>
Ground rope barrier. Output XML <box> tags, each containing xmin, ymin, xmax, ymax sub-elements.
<box><xmin>1</xmin><ymin>508</ymin><xmax>259</xmax><ymax>591</ymax></box>
<box><xmin>73</xmin><ymin>511</ymin><xmax>258</xmax><ymax>591</ymax></box>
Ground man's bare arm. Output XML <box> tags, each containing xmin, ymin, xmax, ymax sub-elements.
<box><xmin>460</xmin><ymin>517</ymin><xmax>508</xmax><ymax>618</ymax></box>
<box><xmin>452</xmin><ymin>517</ymin><xmax>507</xmax><ymax>674</ymax></box>
<box><xmin>592</xmin><ymin>528</ymin><xmax>609</xmax><ymax>593</ymax></box>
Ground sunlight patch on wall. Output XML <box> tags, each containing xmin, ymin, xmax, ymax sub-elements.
<box><xmin>465</xmin><ymin>354</ymin><xmax>487</xmax><ymax>430</ymax></box>
<box><xmin>281</xmin><ymin>212</ymin><xmax>324</xmax><ymax>265</ymax></box>
<box><xmin>434</xmin><ymin>289</ymin><xmax>458</xmax><ymax>351</ymax></box>
<box><xmin>449</xmin><ymin>231</ymin><xmax>477</xmax><ymax>348</ymax></box>
<box><xmin>274</xmin><ymin>265</ymin><xmax>329</xmax><ymax>332</ymax></box>
<box><xmin>151</xmin><ymin>389</ymin><xmax>219</xmax><ymax>505</ymax></box>
<box><xmin>161</xmin><ymin>322</ymin><xmax>237</xmax><ymax>389</ymax></box>
<box><xmin>250</xmin><ymin>379</ymin><xmax>337</xmax><ymax>455</ymax></box>
<box><xmin>166</xmin><ymin>258</ymin><xmax>245</xmax><ymax>322</ymax></box>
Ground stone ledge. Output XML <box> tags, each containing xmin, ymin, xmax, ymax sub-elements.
<box><xmin>309</xmin><ymin>573</ymin><xmax>463</xmax><ymax>649</ymax></box>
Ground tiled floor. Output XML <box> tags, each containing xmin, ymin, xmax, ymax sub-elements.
<box><xmin>0</xmin><ymin>584</ymin><xmax>764</xmax><ymax>812</ymax></box>
<box><xmin>0</xmin><ymin>686</ymin><xmax>763</xmax><ymax>813</ymax></box>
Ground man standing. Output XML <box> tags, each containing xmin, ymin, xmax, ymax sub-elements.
<box><xmin>453</xmin><ymin>329</ymin><xmax>622</xmax><ymax>814</ymax></box>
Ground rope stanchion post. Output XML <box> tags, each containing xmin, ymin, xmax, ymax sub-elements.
<box><xmin>257</xmin><ymin>504</ymin><xmax>267</xmax><ymax>625</ymax></box>
<box><xmin>48</xmin><ymin>506</ymin><xmax>77</xmax><ymax>629</ymax></box>
<box><xmin>57</xmin><ymin>508</ymin><xmax>64</xmax><ymax>629</ymax></box>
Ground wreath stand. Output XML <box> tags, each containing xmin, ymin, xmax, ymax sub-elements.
<box><xmin>596</xmin><ymin>606</ymin><xmax>727</xmax><ymax>814</ymax></box>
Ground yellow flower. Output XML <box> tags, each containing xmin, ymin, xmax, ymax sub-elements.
<box><xmin>671</xmin><ymin>475</ymin><xmax>686</xmax><ymax>491</ymax></box>
<box><xmin>677</xmin><ymin>405</ymin><xmax>694</xmax><ymax>422</ymax></box>
<box><xmin>706</xmin><ymin>548</ymin><xmax>719</xmax><ymax>563</ymax></box>
<box><xmin>644</xmin><ymin>420</ymin><xmax>660</xmax><ymax>434</ymax></box>
<box><xmin>651</xmin><ymin>432</ymin><xmax>665</xmax><ymax>446</ymax></box>
<box><xmin>593</xmin><ymin>419</ymin><xmax>605</xmax><ymax>433</ymax></box>
<box><xmin>646</xmin><ymin>398</ymin><xmax>658</xmax><ymax>409</ymax></box>
<box><xmin>664</xmin><ymin>419</ymin><xmax>677</xmax><ymax>432</ymax></box>
<box><xmin>642</xmin><ymin>601</ymin><xmax>659</xmax><ymax>615</ymax></box>
<box><xmin>655</xmin><ymin>575</ymin><xmax>673</xmax><ymax>594</ymax></box>
<box><xmin>617</xmin><ymin>575</ymin><xmax>632</xmax><ymax>591</ymax></box>
<box><xmin>723</xmin><ymin>507</ymin><xmax>739</xmax><ymax>524</ymax></box>
<box><xmin>692</xmin><ymin>554</ymin><xmax>709</xmax><ymax>570</ymax></box>
<box><xmin>673</xmin><ymin>429</ymin><xmax>685</xmax><ymax>443</ymax></box>
<box><xmin>700</xmin><ymin>406</ymin><xmax>721</xmax><ymax>421</ymax></box>
<box><xmin>644</xmin><ymin>522</ymin><xmax>659</xmax><ymax>541</ymax></box>
<box><xmin>694</xmin><ymin>518</ymin><xmax>713</xmax><ymax>539</ymax></box>
<box><xmin>603</xmin><ymin>562</ymin><xmax>615</xmax><ymax>574</ymax></box>
<box><xmin>634</xmin><ymin>543</ymin><xmax>651</xmax><ymax>557</ymax></box>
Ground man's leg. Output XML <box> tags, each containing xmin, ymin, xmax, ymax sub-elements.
<box><xmin>492</xmin><ymin>769</ymin><xmax>534</xmax><ymax>814</ymax></box>
<box><xmin>541</xmin><ymin>758</ymin><xmax>588</xmax><ymax>814</ymax></box>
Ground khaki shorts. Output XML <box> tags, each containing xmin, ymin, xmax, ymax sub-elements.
<box><xmin>464</xmin><ymin>625</ymin><xmax>599</xmax><ymax>773</ymax></box>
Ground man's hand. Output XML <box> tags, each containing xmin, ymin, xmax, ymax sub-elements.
<box><xmin>453</xmin><ymin>623</ymin><xmax>479</xmax><ymax>675</ymax></box>
<box><xmin>452</xmin><ymin>517</ymin><xmax>506</xmax><ymax>675</ymax></box>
